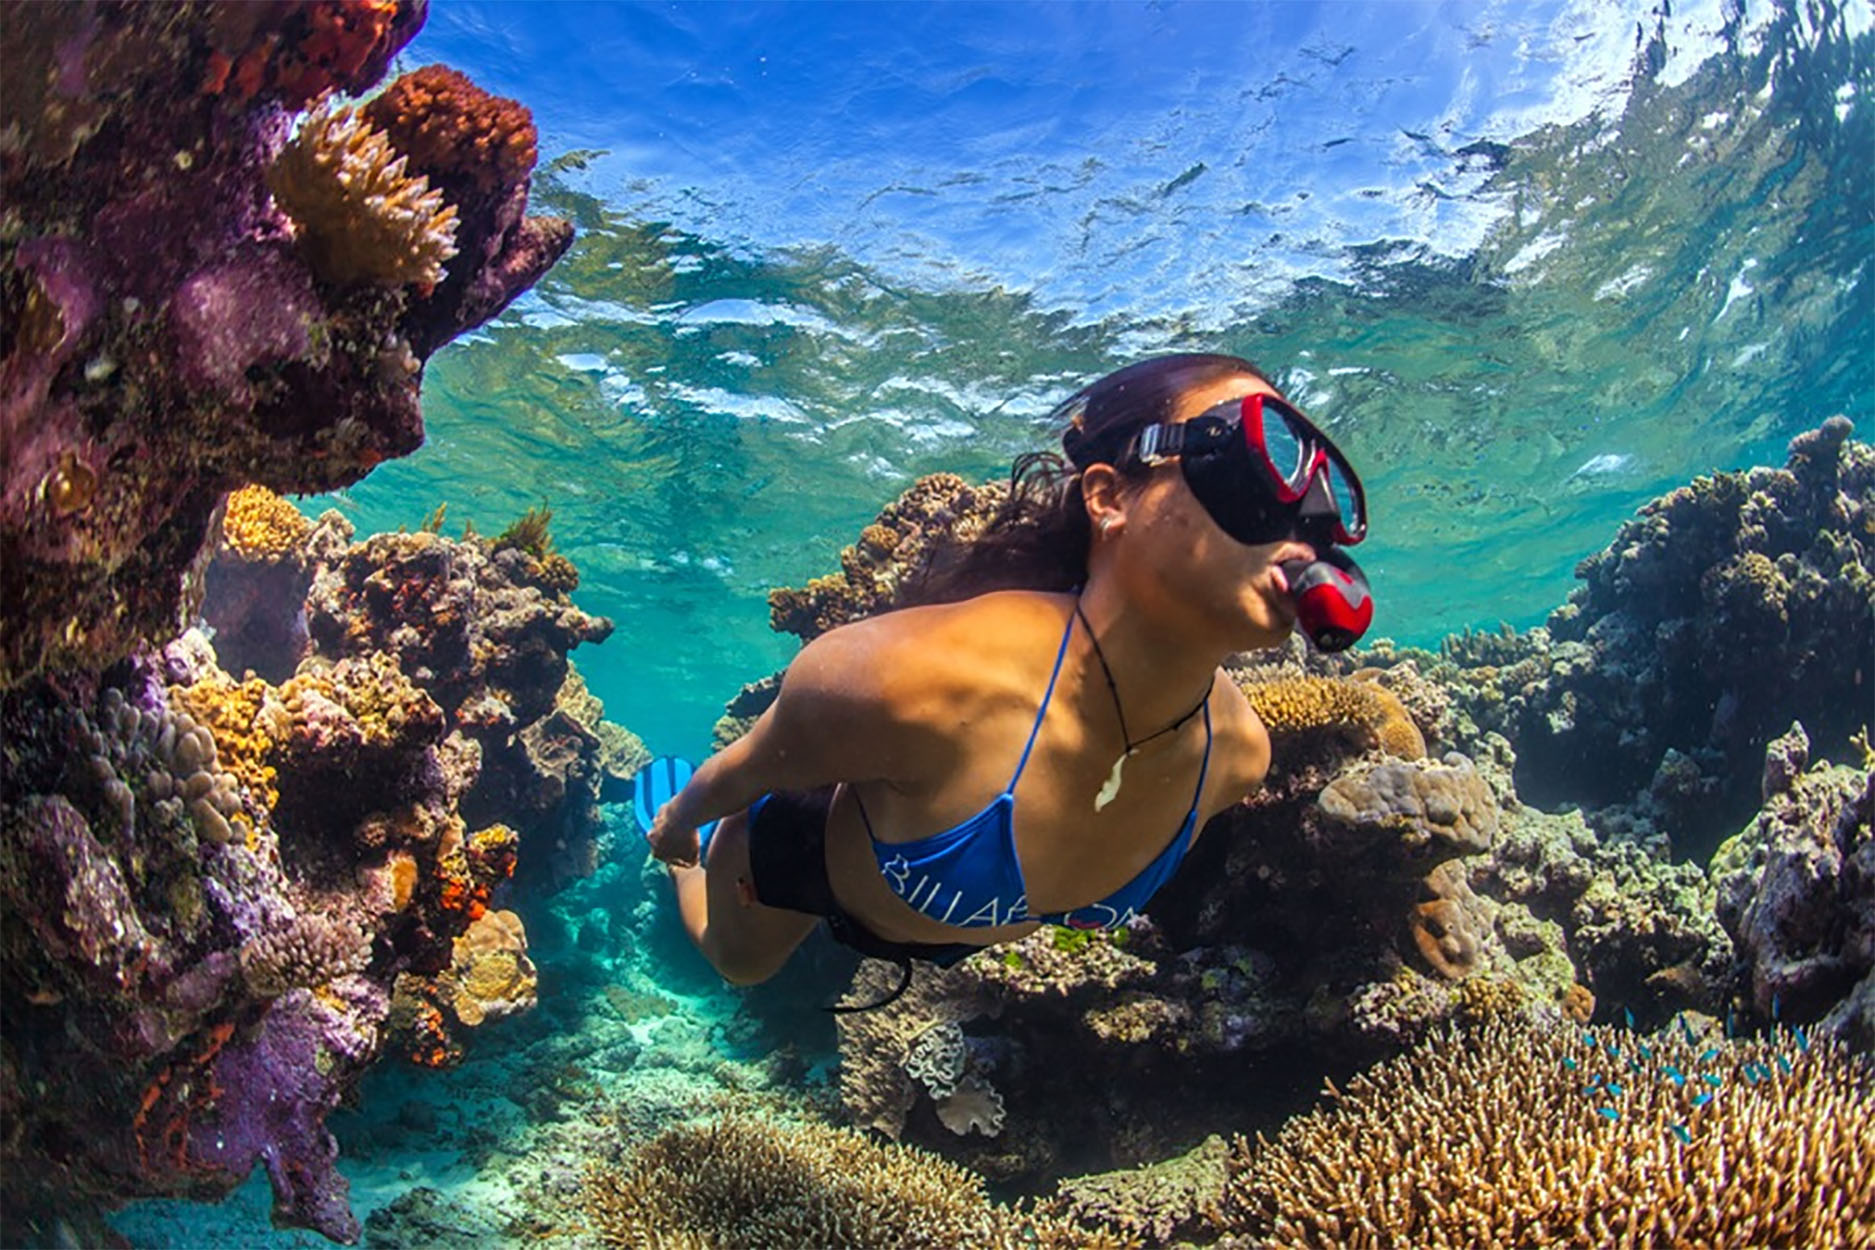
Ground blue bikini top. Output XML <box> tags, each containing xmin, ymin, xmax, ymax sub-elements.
<box><xmin>860</xmin><ymin>608</ymin><xmax>1212</xmax><ymax>931</ymax></box>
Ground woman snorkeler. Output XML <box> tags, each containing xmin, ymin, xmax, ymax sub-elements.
<box><xmin>645</xmin><ymin>353</ymin><xmax>1371</xmax><ymax>1008</ymax></box>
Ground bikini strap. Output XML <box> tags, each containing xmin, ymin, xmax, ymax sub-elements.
<box><xmin>1007</xmin><ymin>610</ymin><xmax>1079</xmax><ymax>792</ymax></box>
<box><xmin>1187</xmin><ymin>699</ymin><xmax>1214</xmax><ymax>816</ymax></box>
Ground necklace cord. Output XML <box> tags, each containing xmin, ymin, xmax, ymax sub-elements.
<box><xmin>1073</xmin><ymin>602</ymin><xmax>1208</xmax><ymax>756</ymax></box>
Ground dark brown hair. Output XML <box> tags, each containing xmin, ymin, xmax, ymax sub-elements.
<box><xmin>906</xmin><ymin>353</ymin><xmax>1270</xmax><ymax>605</ymax></box>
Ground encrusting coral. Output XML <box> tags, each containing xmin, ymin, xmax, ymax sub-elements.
<box><xmin>1223</xmin><ymin>1015</ymin><xmax>1875</xmax><ymax>1248</ymax></box>
<box><xmin>581</xmin><ymin>1113</ymin><xmax>1133</xmax><ymax>1249</ymax></box>
<box><xmin>222</xmin><ymin>484</ymin><xmax>315</xmax><ymax>561</ymax></box>
<box><xmin>1241</xmin><ymin>674</ymin><xmax>1427</xmax><ymax>760</ymax></box>
<box><xmin>268</xmin><ymin>93</ymin><xmax>461</xmax><ymax>288</ymax></box>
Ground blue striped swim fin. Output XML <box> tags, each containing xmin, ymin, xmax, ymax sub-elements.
<box><xmin>633</xmin><ymin>756</ymin><xmax>720</xmax><ymax>856</ymax></box>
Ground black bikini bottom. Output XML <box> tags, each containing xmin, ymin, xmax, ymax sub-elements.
<box><xmin>745</xmin><ymin>786</ymin><xmax>979</xmax><ymax>1010</ymax></box>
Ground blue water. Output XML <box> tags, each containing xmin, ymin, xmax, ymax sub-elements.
<box><xmin>296</xmin><ymin>0</ymin><xmax>1875</xmax><ymax>757</ymax></box>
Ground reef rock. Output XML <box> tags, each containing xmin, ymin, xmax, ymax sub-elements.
<box><xmin>0</xmin><ymin>1</ymin><xmax>572</xmax><ymax>686</ymax></box>
<box><xmin>0</xmin><ymin>639</ymin><xmax>522</xmax><ymax>1241</ymax></box>
<box><xmin>1711</xmin><ymin>731</ymin><xmax>1875</xmax><ymax>1043</ymax></box>
<box><xmin>1438</xmin><ymin>419</ymin><xmax>1873</xmax><ymax>859</ymax></box>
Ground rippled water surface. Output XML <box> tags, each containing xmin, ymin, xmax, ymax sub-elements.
<box><xmin>314</xmin><ymin>0</ymin><xmax>1873</xmax><ymax>752</ymax></box>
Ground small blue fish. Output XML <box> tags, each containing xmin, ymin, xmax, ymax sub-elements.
<box><xmin>1627</xmin><ymin>1057</ymin><xmax>1644</xmax><ymax>1074</ymax></box>
<box><xmin>1702</xmin><ymin>1073</ymin><xmax>1723</xmax><ymax>1088</ymax></box>
<box><xmin>1637</xmin><ymin>1043</ymin><xmax>1652</xmax><ymax>1061</ymax></box>
<box><xmin>1606</xmin><ymin>1082</ymin><xmax>1625</xmax><ymax>1097</ymax></box>
<box><xmin>1582</xmin><ymin>1031</ymin><xmax>1596</xmax><ymax>1047</ymax></box>
<box><xmin>1597</xmin><ymin>1107</ymin><xmax>1620</xmax><ymax>1121</ymax></box>
<box><xmin>1726</xmin><ymin>1006</ymin><xmax>1736</xmax><ymax>1037</ymax></box>
<box><xmin>1773</xmin><ymin>994</ymin><xmax>1781</xmax><ymax>1021</ymax></box>
<box><xmin>1670</xmin><ymin>1124</ymin><xmax>1692</xmax><ymax>1144</ymax></box>
<box><xmin>1743</xmin><ymin>1066</ymin><xmax>1761</xmax><ymax>1085</ymax></box>
<box><xmin>1562</xmin><ymin>1056</ymin><xmax>1578</xmax><ymax>1071</ymax></box>
<box><xmin>1795</xmin><ymin>1026</ymin><xmax>1809</xmax><ymax>1052</ymax></box>
<box><xmin>1606</xmin><ymin>1042</ymin><xmax>1621</xmax><ymax>1059</ymax></box>
<box><xmin>1624</xmin><ymin>1007</ymin><xmax>1636</xmax><ymax>1030</ymax></box>
<box><xmin>1700</xmin><ymin>1048</ymin><xmax>1721</xmax><ymax>1064</ymax></box>
<box><xmin>1775</xmin><ymin>1055</ymin><xmax>1792</xmax><ymax>1075</ymax></box>
<box><xmin>1664</xmin><ymin>1066</ymin><xmax>1686</xmax><ymax>1086</ymax></box>
<box><xmin>1679</xmin><ymin>1015</ymin><xmax>1696</xmax><ymax>1045</ymax></box>
<box><xmin>1692</xmin><ymin>1092</ymin><xmax>1714</xmax><ymax>1109</ymax></box>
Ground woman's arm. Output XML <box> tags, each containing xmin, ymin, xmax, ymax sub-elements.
<box><xmin>647</xmin><ymin>616</ymin><xmax>937</xmax><ymax>865</ymax></box>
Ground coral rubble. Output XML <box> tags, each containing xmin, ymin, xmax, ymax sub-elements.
<box><xmin>0</xmin><ymin>0</ymin><xmax>572</xmax><ymax>686</ymax></box>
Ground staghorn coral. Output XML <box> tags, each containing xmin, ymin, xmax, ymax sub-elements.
<box><xmin>581</xmin><ymin>1113</ymin><xmax>1132</xmax><ymax>1249</ymax></box>
<box><xmin>1241</xmin><ymin>674</ymin><xmax>1426</xmax><ymax>761</ymax></box>
<box><xmin>268</xmin><ymin>92</ymin><xmax>460</xmax><ymax>288</ymax></box>
<box><xmin>221</xmin><ymin>484</ymin><xmax>314</xmax><ymax>561</ymax></box>
<box><xmin>768</xmin><ymin>473</ymin><xmax>1008</xmax><ymax>642</ymax></box>
<box><xmin>1223</xmin><ymin>1016</ymin><xmax>1875</xmax><ymax>1248</ymax></box>
<box><xmin>1</xmin><ymin>2</ymin><xmax>568</xmax><ymax>686</ymax></box>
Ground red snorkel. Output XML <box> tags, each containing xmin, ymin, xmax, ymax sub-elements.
<box><xmin>1280</xmin><ymin>548</ymin><xmax>1372</xmax><ymax>652</ymax></box>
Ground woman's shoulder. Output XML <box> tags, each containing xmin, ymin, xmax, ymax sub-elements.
<box><xmin>825</xmin><ymin>588</ymin><xmax>1072</xmax><ymax>657</ymax></box>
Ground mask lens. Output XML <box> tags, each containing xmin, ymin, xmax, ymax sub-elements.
<box><xmin>1325</xmin><ymin>456</ymin><xmax>1365</xmax><ymax>539</ymax></box>
<box><xmin>1252</xmin><ymin>398</ymin><xmax>1308</xmax><ymax>486</ymax></box>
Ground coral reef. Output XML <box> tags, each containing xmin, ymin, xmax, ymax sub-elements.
<box><xmin>1222</xmin><ymin>1016</ymin><xmax>1875</xmax><ymax>1247</ymax></box>
<box><xmin>1240</xmin><ymin>675</ymin><xmax>1427</xmax><ymax>761</ymax></box>
<box><xmin>202</xmin><ymin>493</ymin><xmax>352</xmax><ymax>683</ymax></box>
<box><xmin>1042</xmin><ymin>1136</ymin><xmax>1232</xmax><ymax>1247</ymax></box>
<box><xmin>0</xmin><ymin>1</ymin><xmax>571</xmax><ymax>685</ymax></box>
<box><xmin>299</xmin><ymin>526</ymin><xmax>623</xmax><ymax>885</ymax></box>
<box><xmin>581</xmin><ymin>1113</ymin><xmax>1128</xmax><ymax>1249</ymax></box>
<box><xmin>388</xmin><ymin>907</ymin><xmax>538</xmax><ymax>1067</ymax></box>
<box><xmin>0</xmin><ymin>634</ymin><xmax>525</xmax><ymax>1241</ymax></box>
<box><xmin>1437</xmin><ymin>419</ymin><xmax>1873</xmax><ymax>858</ymax></box>
<box><xmin>768</xmin><ymin>473</ymin><xmax>1007</xmax><ymax>642</ymax></box>
<box><xmin>1711</xmin><ymin>725</ymin><xmax>1874</xmax><ymax>1044</ymax></box>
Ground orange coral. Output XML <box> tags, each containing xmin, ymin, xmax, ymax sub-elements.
<box><xmin>363</xmin><ymin>65</ymin><xmax>538</xmax><ymax>199</ymax></box>
<box><xmin>221</xmin><ymin>485</ymin><xmax>312</xmax><ymax>561</ymax></box>
<box><xmin>202</xmin><ymin>0</ymin><xmax>411</xmax><ymax>108</ymax></box>
<box><xmin>167</xmin><ymin>676</ymin><xmax>282</xmax><ymax>811</ymax></box>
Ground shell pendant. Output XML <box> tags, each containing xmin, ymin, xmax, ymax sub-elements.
<box><xmin>1095</xmin><ymin>750</ymin><xmax>1129</xmax><ymax>811</ymax></box>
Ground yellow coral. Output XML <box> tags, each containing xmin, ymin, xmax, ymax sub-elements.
<box><xmin>167</xmin><ymin>676</ymin><xmax>280</xmax><ymax>810</ymax></box>
<box><xmin>268</xmin><ymin>93</ymin><xmax>460</xmax><ymax>287</ymax></box>
<box><xmin>221</xmin><ymin>485</ymin><xmax>312</xmax><ymax>561</ymax></box>
<box><xmin>1242</xmin><ymin>676</ymin><xmax>1426</xmax><ymax>759</ymax></box>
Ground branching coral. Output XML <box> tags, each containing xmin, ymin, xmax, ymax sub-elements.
<box><xmin>268</xmin><ymin>93</ymin><xmax>461</xmax><ymax>288</ymax></box>
<box><xmin>1224</xmin><ymin>1016</ymin><xmax>1875</xmax><ymax>1247</ymax></box>
<box><xmin>220</xmin><ymin>485</ymin><xmax>313</xmax><ymax>561</ymax></box>
<box><xmin>581</xmin><ymin>1113</ymin><xmax>1132</xmax><ymax>1249</ymax></box>
<box><xmin>1241</xmin><ymin>675</ymin><xmax>1427</xmax><ymax>760</ymax></box>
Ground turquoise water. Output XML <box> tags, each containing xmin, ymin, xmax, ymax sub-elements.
<box><xmin>310</xmin><ymin>0</ymin><xmax>1874</xmax><ymax>756</ymax></box>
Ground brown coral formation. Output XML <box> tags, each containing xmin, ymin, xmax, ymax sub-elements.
<box><xmin>1241</xmin><ymin>674</ymin><xmax>1427</xmax><ymax>760</ymax></box>
<box><xmin>582</xmin><ymin>1113</ymin><xmax>1129</xmax><ymax>1249</ymax></box>
<box><xmin>768</xmin><ymin>473</ymin><xmax>1008</xmax><ymax>642</ymax></box>
<box><xmin>268</xmin><ymin>93</ymin><xmax>461</xmax><ymax>288</ymax></box>
<box><xmin>1224</xmin><ymin>1017</ymin><xmax>1875</xmax><ymax>1248</ymax></box>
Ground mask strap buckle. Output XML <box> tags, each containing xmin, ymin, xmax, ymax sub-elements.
<box><xmin>1132</xmin><ymin>423</ymin><xmax>1184</xmax><ymax>466</ymax></box>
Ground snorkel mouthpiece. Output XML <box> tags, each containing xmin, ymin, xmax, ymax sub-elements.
<box><xmin>1279</xmin><ymin>548</ymin><xmax>1373</xmax><ymax>653</ymax></box>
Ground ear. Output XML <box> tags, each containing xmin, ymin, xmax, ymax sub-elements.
<box><xmin>1080</xmin><ymin>463</ymin><xmax>1128</xmax><ymax>533</ymax></box>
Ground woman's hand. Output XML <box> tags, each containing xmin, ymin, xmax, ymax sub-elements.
<box><xmin>646</xmin><ymin>799</ymin><xmax>703</xmax><ymax>868</ymax></box>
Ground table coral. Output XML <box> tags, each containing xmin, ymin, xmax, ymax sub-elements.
<box><xmin>0</xmin><ymin>1</ymin><xmax>569</xmax><ymax>685</ymax></box>
<box><xmin>1223</xmin><ymin>1016</ymin><xmax>1875</xmax><ymax>1248</ymax></box>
